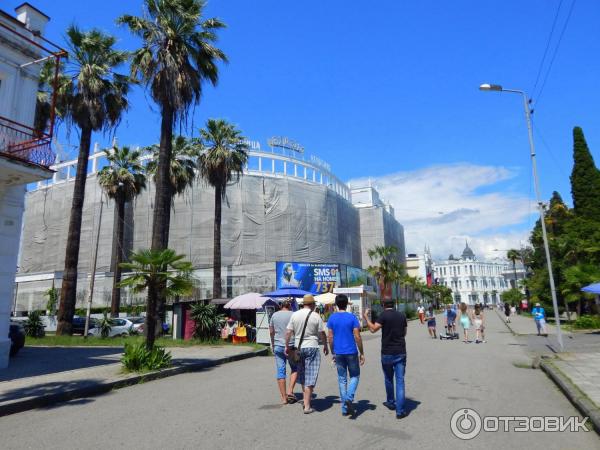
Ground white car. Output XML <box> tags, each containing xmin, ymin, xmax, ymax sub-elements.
<box><xmin>88</xmin><ymin>318</ymin><xmax>136</xmax><ymax>337</ymax></box>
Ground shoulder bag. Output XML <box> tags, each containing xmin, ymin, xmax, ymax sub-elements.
<box><xmin>288</xmin><ymin>311</ymin><xmax>312</xmax><ymax>365</ymax></box>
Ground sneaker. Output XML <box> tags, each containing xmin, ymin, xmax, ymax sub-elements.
<box><xmin>345</xmin><ymin>400</ymin><xmax>356</xmax><ymax>416</ymax></box>
<box><xmin>396</xmin><ymin>412</ymin><xmax>408</xmax><ymax>420</ymax></box>
<box><xmin>383</xmin><ymin>401</ymin><xmax>396</xmax><ymax>411</ymax></box>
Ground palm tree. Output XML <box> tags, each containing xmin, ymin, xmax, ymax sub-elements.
<box><xmin>198</xmin><ymin>119</ymin><xmax>249</xmax><ymax>299</ymax></box>
<box><xmin>367</xmin><ymin>245</ymin><xmax>404</xmax><ymax>301</ymax></box>
<box><xmin>118</xmin><ymin>0</ymin><xmax>227</xmax><ymax>252</ymax></box>
<box><xmin>118</xmin><ymin>0</ymin><xmax>227</xmax><ymax>322</ymax></box>
<box><xmin>507</xmin><ymin>249</ymin><xmax>521</xmax><ymax>290</ymax></box>
<box><xmin>56</xmin><ymin>27</ymin><xmax>130</xmax><ymax>335</ymax></box>
<box><xmin>98</xmin><ymin>145</ymin><xmax>146</xmax><ymax>317</ymax></box>
<box><xmin>119</xmin><ymin>249</ymin><xmax>193</xmax><ymax>349</ymax></box>
<box><xmin>146</xmin><ymin>135</ymin><xmax>200</xmax><ymax>243</ymax></box>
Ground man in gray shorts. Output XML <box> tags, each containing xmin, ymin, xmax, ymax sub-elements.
<box><xmin>269</xmin><ymin>300</ymin><xmax>298</xmax><ymax>404</ymax></box>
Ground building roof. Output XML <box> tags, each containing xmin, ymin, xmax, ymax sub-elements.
<box><xmin>14</xmin><ymin>2</ymin><xmax>50</xmax><ymax>20</ymax></box>
<box><xmin>462</xmin><ymin>241</ymin><xmax>475</xmax><ymax>260</ymax></box>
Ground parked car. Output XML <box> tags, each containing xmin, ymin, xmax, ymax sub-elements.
<box><xmin>87</xmin><ymin>318</ymin><xmax>135</xmax><ymax>338</ymax></box>
<box><xmin>9</xmin><ymin>321</ymin><xmax>25</xmax><ymax>357</ymax></box>
<box><xmin>125</xmin><ymin>317</ymin><xmax>145</xmax><ymax>334</ymax></box>
<box><xmin>72</xmin><ymin>316</ymin><xmax>96</xmax><ymax>335</ymax></box>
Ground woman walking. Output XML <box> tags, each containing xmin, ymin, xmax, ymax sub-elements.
<box><xmin>473</xmin><ymin>305</ymin><xmax>485</xmax><ymax>343</ymax></box>
<box><xmin>425</xmin><ymin>306</ymin><xmax>437</xmax><ymax>338</ymax></box>
<box><xmin>458</xmin><ymin>302</ymin><xmax>471</xmax><ymax>343</ymax></box>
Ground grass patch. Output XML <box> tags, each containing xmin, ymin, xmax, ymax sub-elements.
<box><xmin>512</xmin><ymin>361</ymin><xmax>533</xmax><ymax>369</ymax></box>
<box><xmin>26</xmin><ymin>335</ymin><xmax>265</xmax><ymax>350</ymax></box>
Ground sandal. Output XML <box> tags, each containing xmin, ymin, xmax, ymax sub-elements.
<box><xmin>287</xmin><ymin>394</ymin><xmax>297</xmax><ymax>404</ymax></box>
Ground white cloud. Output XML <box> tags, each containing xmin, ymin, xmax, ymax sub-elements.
<box><xmin>349</xmin><ymin>163</ymin><xmax>535</xmax><ymax>261</ymax></box>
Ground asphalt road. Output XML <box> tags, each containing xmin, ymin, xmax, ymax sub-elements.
<box><xmin>1</xmin><ymin>312</ymin><xmax>598</xmax><ymax>450</ymax></box>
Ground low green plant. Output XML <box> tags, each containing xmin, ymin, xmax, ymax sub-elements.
<box><xmin>97</xmin><ymin>312</ymin><xmax>114</xmax><ymax>338</ymax></box>
<box><xmin>190</xmin><ymin>303</ymin><xmax>224</xmax><ymax>340</ymax></box>
<box><xmin>404</xmin><ymin>307</ymin><xmax>417</xmax><ymax>320</ymax></box>
<box><xmin>572</xmin><ymin>315</ymin><xmax>600</xmax><ymax>330</ymax></box>
<box><xmin>45</xmin><ymin>287</ymin><xmax>58</xmax><ymax>314</ymax></box>
<box><xmin>121</xmin><ymin>342</ymin><xmax>172</xmax><ymax>372</ymax></box>
<box><xmin>24</xmin><ymin>311</ymin><xmax>45</xmax><ymax>337</ymax></box>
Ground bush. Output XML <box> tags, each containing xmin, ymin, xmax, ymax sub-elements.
<box><xmin>404</xmin><ymin>307</ymin><xmax>417</xmax><ymax>320</ymax></box>
<box><xmin>24</xmin><ymin>311</ymin><xmax>45</xmax><ymax>337</ymax></box>
<box><xmin>190</xmin><ymin>303</ymin><xmax>224</xmax><ymax>340</ymax></box>
<box><xmin>573</xmin><ymin>315</ymin><xmax>600</xmax><ymax>330</ymax></box>
<box><xmin>97</xmin><ymin>312</ymin><xmax>114</xmax><ymax>338</ymax></box>
<box><xmin>121</xmin><ymin>342</ymin><xmax>172</xmax><ymax>372</ymax></box>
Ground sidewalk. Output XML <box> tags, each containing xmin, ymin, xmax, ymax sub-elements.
<box><xmin>497</xmin><ymin>309</ymin><xmax>600</xmax><ymax>432</ymax></box>
<box><xmin>0</xmin><ymin>344</ymin><xmax>267</xmax><ymax>417</ymax></box>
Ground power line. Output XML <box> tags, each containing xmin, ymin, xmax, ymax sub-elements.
<box><xmin>532</xmin><ymin>0</ymin><xmax>565</xmax><ymax>97</ymax></box>
<box><xmin>534</xmin><ymin>0</ymin><xmax>577</xmax><ymax>107</ymax></box>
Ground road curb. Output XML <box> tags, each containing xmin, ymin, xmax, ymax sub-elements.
<box><xmin>495</xmin><ymin>309</ymin><xmax>518</xmax><ymax>335</ymax></box>
<box><xmin>0</xmin><ymin>347</ymin><xmax>268</xmax><ymax>417</ymax></box>
<box><xmin>540</xmin><ymin>359</ymin><xmax>600</xmax><ymax>434</ymax></box>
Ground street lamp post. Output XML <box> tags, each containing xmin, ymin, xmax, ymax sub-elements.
<box><xmin>480</xmin><ymin>83</ymin><xmax>564</xmax><ymax>351</ymax></box>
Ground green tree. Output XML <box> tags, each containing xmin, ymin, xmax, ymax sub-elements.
<box><xmin>570</xmin><ymin>127</ymin><xmax>600</xmax><ymax>221</ymax></box>
<box><xmin>98</xmin><ymin>145</ymin><xmax>146</xmax><ymax>317</ymax></box>
<box><xmin>56</xmin><ymin>27</ymin><xmax>130</xmax><ymax>335</ymax></box>
<box><xmin>119</xmin><ymin>249</ymin><xmax>193</xmax><ymax>349</ymax></box>
<box><xmin>367</xmin><ymin>245</ymin><xmax>405</xmax><ymax>300</ymax></box>
<box><xmin>118</xmin><ymin>0</ymin><xmax>226</xmax><ymax>321</ymax></box>
<box><xmin>198</xmin><ymin>119</ymin><xmax>249</xmax><ymax>299</ymax></box>
<box><xmin>506</xmin><ymin>249</ymin><xmax>520</xmax><ymax>289</ymax></box>
<box><xmin>501</xmin><ymin>288</ymin><xmax>522</xmax><ymax>306</ymax></box>
<box><xmin>561</xmin><ymin>264</ymin><xmax>600</xmax><ymax>317</ymax></box>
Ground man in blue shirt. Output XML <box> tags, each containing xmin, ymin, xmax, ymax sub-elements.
<box><xmin>532</xmin><ymin>303</ymin><xmax>548</xmax><ymax>336</ymax></box>
<box><xmin>327</xmin><ymin>294</ymin><xmax>364</xmax><ymax>417</ymax></box>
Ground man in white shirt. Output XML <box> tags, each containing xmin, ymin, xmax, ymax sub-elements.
<box><xmin>285</xmin><ymin>294</ymin><xmax>329</xmax><ymax>414</ymax></box>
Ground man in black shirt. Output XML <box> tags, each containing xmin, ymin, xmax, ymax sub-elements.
<box><xmin>363</xmin><ymin>300</ymin><xmax>408</xmax><ymax>419</ymax></box>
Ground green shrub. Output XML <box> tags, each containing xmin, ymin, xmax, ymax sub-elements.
<box><xmin>404</xmin><ymin>307</ymin><xmax>417</xmax><ymax>320</ymax></box>
<box><xmin>573</xmin><ymin>315</ymin><xmax>600</xmax><ymax>330</ymax></box>
<box><xmin>45</xmin><ymin>287</ymin><xmax>58</xmax><ymax>314</ymax></box>
<box><xmin>97</xmin><ymin>312</ymin><xmax>114</xmax><ymax>338</ymax></box>
<box><xmin>24</xmin><ymin>311</ymin><xmax>45</xmax><ymax>337</ymax></box>
<box><xmin>190</xmin><ymin>303</ymin><xmax>224</xmax><ymax>340</ymax></box>
<box><xmin>121</xmin><ymin>342</ymin><xmax>172</xmax><ymax>372</ymax></box>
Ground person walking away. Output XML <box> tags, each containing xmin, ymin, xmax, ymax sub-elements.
<box><xmin>532</xmin><ymin>303</ymin><xmax>548</xmax><ymax>336</ymax></box>
<box><xmin>327</xmin><ymin>294</ymin><xmax>365</xmax><ymax>417</ymax></box>
<box><xmin>425</xmin><ymin>306</ymin><xmax>437</xmax><ymax>338</ymax></box>
<box><xmin>363</xmin><ymin>300</ymin><xmax>409</xmax><ymax>419</ymax></box>
<box><xmin>285</xmin><ymin>294</ymin><xmax>329</xmax><ymax>414</ymax></box>
<box><xmin>269</xmin><ymin>300</ymin><xmax>298</xmax><ymax>404</ymax></box>
<box><xmin>446</xmin><ymin>305</ymin><xmax>457</xmax><ymax>336</ymax></box>
<box><xmin>417</xmin><ymin>304</ymin><xmax>425</xmax><ymax>324</ymax></box>
<box><xmin>473</xmin><ymin>304</ymin><xmax>485</xmax><ymax>343</ymax></box>
<box><xmin>458</xmin><ymin>302</ymin><xmax>471</xmax><ymax>343</ymax></box>
<box><xmin>504</xmin><ymin>302</ymin><xmax>511</xmax><ymax>323</ymax></box>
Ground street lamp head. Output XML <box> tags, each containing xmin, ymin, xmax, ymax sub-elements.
<box><xmin>479</xmin><ymin>83</ymin><xmax>503</xmax><ymax>92</ymax></box>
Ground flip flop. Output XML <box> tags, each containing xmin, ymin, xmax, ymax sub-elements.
<box><xmin>287</xmin><ymin>394</ymin><xmax>297</xmax><ymax>404</ymax></box>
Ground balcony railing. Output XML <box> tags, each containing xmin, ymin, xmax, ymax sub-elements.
<box><xmin>0</xmin><ymin>115</ymin><xmax>54</xmax><ymax>167</ymax></box>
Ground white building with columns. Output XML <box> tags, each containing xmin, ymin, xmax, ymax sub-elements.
<box><xmin>0</xmin><ymin>3</ymin><xmax>61</xmax><ymax>367</ymax></box>
<box><xmin>433</xmin><ymin>242</ymin><xmax>511</xmax><ymax>306</ymax></box>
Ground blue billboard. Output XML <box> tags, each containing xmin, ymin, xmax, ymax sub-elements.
<box><xmin>276</xmin><ymin>262</ymin><xmax>341</xmax><ymax>294</ymax></box>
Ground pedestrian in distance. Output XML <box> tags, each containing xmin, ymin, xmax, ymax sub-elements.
<box><xmin>425</xmin><ymin>306</ymin><xmax>437</xmax><ymax>338</ymax></box>
<box><xmin>269</xmin><ymin>300</ymin><xmax>298</xmax><ymax>404</ymax></box>
<box><xmin>458</xmin><ymin>302</ymin><xmax>471</xmax><ymax>343</ymax></box>
<box><xmin>363</xmin><ymin>300</ymin><xmax>409</xmax><ymax>419</ymax></box>
<box><xmin>445</xmin><ymin>304</ymin><xmax>457</xmax><ymax>336</ymax></box>
<box><xmin>285</xmin><ymin>294</ymin><xmax>329</xmax><ymax>414</ymax></box>
<box><xmin>472</xmin><ymin>304</ymin><xmax>485</xmax><ymax>343</ymax></box>
<box><xmin>327</xmin><ymin>294</ymin><xmax>365</xmax><ymax>417</ymax></box>
<box><xmin>417</xmin><ymin>304</ymin><xmax>425</xmax><ymax>324</ymax></box>
<box><xmin>532</xmin><ymin>302</ymin><xmax>548</xmax><ymax>337</ymax></box>
<box><xmin>504</xmin><ymin>302</ymin><xmax>511</xmax><ymax>323</ymax></box>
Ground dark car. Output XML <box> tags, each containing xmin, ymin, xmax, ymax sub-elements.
<box><xmin>72</xmin><ymin>317</ymin><xmax>96</xmax><ymax>335</ymax></box>
<box><xmin>9</xmin><ymin>321</ymin><xmax>25</xmax><ymax>357</ymax></box>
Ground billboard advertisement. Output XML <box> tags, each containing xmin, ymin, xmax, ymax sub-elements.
<box><xmin>276</xmin><ymin>262</ymin><xmax>341</xmax><ymax>294</ymax></box>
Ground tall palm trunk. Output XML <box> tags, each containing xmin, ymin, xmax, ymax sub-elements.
<box><xmin>213</xmin><ymin>184</ymin><xmax>222</xmax><ymax>299</ymax></box>
<box><xmin>110</xmin><ymin>194</ymin><xmax>125</xmax><ymax>317</ymax></box>
<box><xmin>148</xmin><ymin>108</ymin><xmax>173</xmax><ymax>343</ymax></box>
<box><xmin>512</xmin><ymin>261</ymin><xmax>517</xmax><ymax>290</ymax></box>
<box><xmin>57</xmin><ymin>125</ymin><xmax>93</xmax><ymax>335</ymax></box>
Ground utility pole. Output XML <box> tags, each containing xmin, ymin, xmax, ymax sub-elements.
<box><xmin>84</xmin><ymin>198</ymin><xmax>103</xmax><ymax>338</ymax></box>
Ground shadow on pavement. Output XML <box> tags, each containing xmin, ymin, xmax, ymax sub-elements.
<box><xmin>349</xmin><ymin>399</ymin><xmax>377</xmax><ymax>419</ymax></box>
<box><xmin>0</xmin><ymin>378</ymin><xmax>104</xmax><ymax>403</ymax></box>
<box><xmin>2</xmin><ymin>347</ymin><xmax>124</xmax><ymax>381</ymax></box>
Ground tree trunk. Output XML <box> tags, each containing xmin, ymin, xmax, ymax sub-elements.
<box><xmin>56</xmin><ymin>125</ymin><xmax>93</xmax><ymax>335</ymax></box>
<box><xmin>110</xmin><ymin>195</ymin><xmax>125</xmax><ymax>317</ymax></box>
<box><xmin>145</xmin><ymin>281</ymin><xmax>158</xmax><ymax>350</ymax></box>
<box><xmin>147</xmin><ymin>108</ymin><xmax>173</xmax><ymax>347</ymax></box>
<box><xmin>213</xmin><ymin>184</ymin><xmax>222</xmax><ymax>299</ymax></box>
<box><xmin>512</xmin><ymin>261</ymin><xmax>517</xmax><ymax>290</ymax></box>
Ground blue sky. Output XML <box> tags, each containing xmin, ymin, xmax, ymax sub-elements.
<box><xmin>22</xmin><ymin>0</ymin><xmax>600</xmax><ymax>258</ymax></box>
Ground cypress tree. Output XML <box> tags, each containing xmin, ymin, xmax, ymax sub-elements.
<box><xmin>570</xmin><ymin>126</ymin><xmax>600</xmax><ymax>221</ymax></box>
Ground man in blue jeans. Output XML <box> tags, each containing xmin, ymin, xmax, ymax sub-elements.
<box><xmin>327</xmin><ymin>294</ymin><xmax>365</xmax><ymax>417</ymax></box>
<box><xmin>269</xmin><ymin>301</ymin><xmax>298</xmax><ymax>404</ymax></box>
<box><xmin>363</xmin><ymin>300</ymin><xmax>408</xmax><ymax>419</ymax></box>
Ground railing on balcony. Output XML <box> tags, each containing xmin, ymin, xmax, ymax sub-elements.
<box><xmin>0</xmin><ymin>115</ymin><xmax>54</xmax><ymax>166</ymax></box>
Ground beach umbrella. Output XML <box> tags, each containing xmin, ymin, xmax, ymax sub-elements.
<box><xmin>225</xmin><ymin>292</ymin><xmax>271</xmax><ymax>310</ymax></box>
<box><xmin>315</xmin><ymin>292</ymin><xmax>337</xmax><ymax>305</ymax></box>
<box><xmin>581</xmin><ymin>283</ymin><xmax>600</xmax><ymax>294</ymax></box>
<box><xmin>262</xmin><ymin>287</ymin><xmax>313</xmax><ymax>298</ymax></box>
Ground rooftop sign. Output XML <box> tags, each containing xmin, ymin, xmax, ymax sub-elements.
<box><xmin>268</xmin><ymin>136</ymin><xmax>304</xmax><ymax>154</ymax></box>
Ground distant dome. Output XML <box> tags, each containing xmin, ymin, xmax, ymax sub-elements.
<box><xmin>448</xmin><ymin>254</ymin><xmax>455</xmax><ymax>260</ymax></box>
<box><xmin>462</xmin><ymin>241</ymin><xmax>475</xmax><ymax>260</ymax></box>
